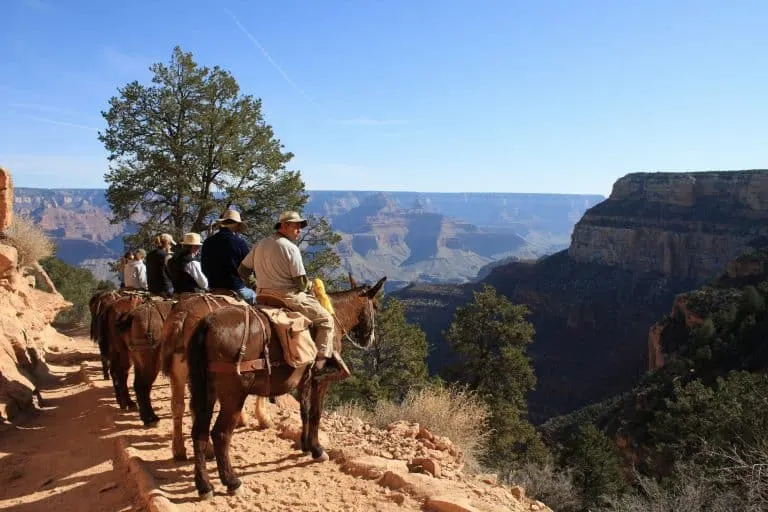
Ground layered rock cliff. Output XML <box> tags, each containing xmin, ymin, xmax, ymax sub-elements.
<box><xmin>395</xmin><ymin>170</ymin><xmax>768</xmax><ymax>422</ymax></box>
<box><xmin>569</xmin><ymin>171</ymin><xmax>768</xmax><ymax>280</ymax></box>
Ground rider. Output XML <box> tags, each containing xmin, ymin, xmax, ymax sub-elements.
<box><xmin>124</xmin><ymin>249</ymin><xmax>148</xmax><ymax>290</ymax></box>
<box><xmin>146</xmin><ymin>233</ymin><xmax>176</xmax><ymax>297</ymax></box>
<box><xmin>200</xmin><ymin>209</ymin><xmax>256</xmax><ymax>304</ymax></box>
<box><xmin>168</xmin><ymin>233</ymin><xmax>209</xmax><ymax>293</ymax></box>
<box><xmin>239</xmin><ymin>211</ymin><xmax>345</xmax><ymax>381</ymax></box>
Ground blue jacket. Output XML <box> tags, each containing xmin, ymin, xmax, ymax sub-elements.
<box><xmin>200</xmin><ymin>228</ymin><xmax>251</xmax><ymax>290</ymax></box>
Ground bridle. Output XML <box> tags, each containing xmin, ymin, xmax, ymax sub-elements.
<box><xmin>331</xmin><ymin>292</ymin><xmax>376</xmax><ymax>350</ymax></box>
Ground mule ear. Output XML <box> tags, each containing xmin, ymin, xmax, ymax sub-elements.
<box><xmin>349</xmin><ymin>273</ymin><xmax>358</xmax><ymax>288</ymax></box>
<box><xmin>365</xmin><ymin>277</ymin><xmax>387</xmax><ymax>298</ymax></box>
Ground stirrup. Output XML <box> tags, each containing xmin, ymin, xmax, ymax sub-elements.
<box><xmin>312</xmin><ymin>351</ymin><xmax>351</xmax><ymax>382</ymax></box>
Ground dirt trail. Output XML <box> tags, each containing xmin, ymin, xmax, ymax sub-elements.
<box><xmin>0</xmin><ymin>335</ymin><xmax>420</xmax><ymax>511</ymax></box>
<box><xmin>1</xmin><ymin>333</ymin><xmax>547</xmax><ymax>512</ymax></box>
<box><xmin>0</xmin><ymin>335</ymin><xmax>137</xmax><ymax>512</ymax></box>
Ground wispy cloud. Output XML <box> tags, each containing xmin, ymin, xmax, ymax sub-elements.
<box><xmin>223</xmin><ymin>8</ymin><xmax>319</xmax><ymax>108</ymax></box>
<box><xmin>102</xmin><ymin>46</ymin><xmax>149</xmax><ymax>75</ymax></box>
<box><xmin>328</xmin><ymin>117</ymin><xmax>409</xmax><ymax>126</ymax></box>
<box><xmin>22</xmin><ymin>115</ymin><xmax>100</xmax><ymax>132</ymax></box>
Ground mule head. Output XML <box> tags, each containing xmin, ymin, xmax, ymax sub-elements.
<box><xmin>347</xmin><ymin>276</ymin><xmax>386</xmax><ymax>349</ymax></box>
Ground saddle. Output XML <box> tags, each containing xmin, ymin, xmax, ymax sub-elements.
<box><xmin>254</xmin><ymin>294</ymin><xmax>317</xmax><ymax>369</ymax></box>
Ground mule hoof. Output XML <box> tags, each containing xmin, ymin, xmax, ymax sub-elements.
<box><xmin>227</xmin><ymin>481</ymin><xmax>243</xmax><ymax>496</ymax></box>
<box><xmin>312</xmin><ymin>450</ymin><xmax>330</xmax><ymax>462</ymax></box>
<box><xmin>198</xmin><ymin>490</ymin><xmax>214</xmax><ymax>500</ymax></box>
<box><xmin>172</xmin><ymin>453</ymin><xmax>187</xmax><ymax>462</ymax></box>
<box><xmin>126</xmin><ymin>402</ymin><xmax>137</xmax><ymax>411</ymax></box>
<box><xmin>143</xmin><ymin>420</ymin><xmax>160</xmax><ymax>428</ymax></box>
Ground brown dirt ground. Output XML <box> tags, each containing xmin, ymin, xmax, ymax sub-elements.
<box><xmin>0</xmin><ymin>333</ymin><xmax>422</xmax><ymax>512</ymax></box>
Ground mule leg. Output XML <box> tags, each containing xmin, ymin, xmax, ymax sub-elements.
<box><xmin>101</xmin><ymin>355</ymin><xmax>110</xmax><ymax>381</ymax></box>
<box><xmin>308</xmin><ymin>381</ymin><xmax>330</xmax><ymax>461</ymax></box>
<box><xmin>192</xmin><ymin>384</ymin><xmax>217</xmax><ymax>499</ymax></box>
<box><xmin>133</xmin><ymin>357</ymin><xmax>159</xmax><ymax>427</ymax></box>
<box><xmin>212</xmin><ymin>390</ymin><xmax>247</xmax><ymax>495</ymax></box>
<box><xmin>109</xmin><ymin>352</ymin><xmax>125</xmax><ymax>408</ymax></box>
<box><xmin>299</xmin><ymin>379</ymin><xmax>312</xmax><ymax>454</ymax></box>
<box><xmin>170</xmin><ymin>355</ymin><xmax>189</xmax><ymax>460</ymax></box>
<box><xmin>252</xmin><ymin>396</ymin><xmax>274</xmax><ymax>429</ymax></box>
<box><xmin>119</xmin><ymin>350</ymin><xmax>136</xmax><ymax>410</ymax></box>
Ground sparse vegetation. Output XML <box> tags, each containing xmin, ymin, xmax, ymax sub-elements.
<box><xmin>39</xmin><ymin>257</ymin><xmax>115</xmax><ymax>326</ymax></box>
<box><xmin>335</xmin><ymin>384</ymin><xmax>490</xmax><ymax>470</ymax></box>
<box><xmin>506</xmin><ymin>460</ymin><xmax>582</xmax><ymax>512</ymax></box>
<box><xmin>3</xmin><ymin>214</ymin><xmax>54</xmax><ymax>267</ymax></box>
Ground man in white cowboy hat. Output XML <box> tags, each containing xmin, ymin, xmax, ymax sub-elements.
<box><xmin>168</xmin><ymin>232</ymin><xmax>209</xmax><ymax>293</ymax></box>
<box><xmin>200</xmin><ymin>209</ymin><xmax>256</xmax><ymax>304</ymax></box>
<box><xmin>239</xmin><ymin>211</ymin><xmax>345</xmax><ymax>381</ymax></box>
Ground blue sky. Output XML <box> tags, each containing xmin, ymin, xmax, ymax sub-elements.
<box><xmin>2</xmin><ymin>0</ymin><xmax>768</xmax><ymax>195</ymax></box>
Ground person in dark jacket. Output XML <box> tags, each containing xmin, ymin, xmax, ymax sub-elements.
<box><xmin>168</xmin><ymin>233</ymin><xmax>208</xmax><ymax>293</ymax></box>
<box><xmin>146</xmin><ymin>232</ymin><xmax>176</xmax><ymax>296</ymax></box>
<box><xmin>200</xmin><ymin>209</ymin><xmax>255</xmax><ymax>304</ymax></box>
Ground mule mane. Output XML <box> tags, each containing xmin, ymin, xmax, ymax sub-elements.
<box><xmin>327</xmin><ymin>285</ymin><xmax>369</xmax><ymax>303</ymax></box>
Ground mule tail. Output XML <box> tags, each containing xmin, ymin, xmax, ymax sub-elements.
<box><xmin>97</xmin><ymin>310</ymin><xmax>111</xmax><ymax>362</ymax></box>
<box><xmin>187</xmin><ymin>317</ymin><xmax>211</xmax><ymax>438</ymax></box>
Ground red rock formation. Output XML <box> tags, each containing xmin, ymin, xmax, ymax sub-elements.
<box><xmin>0</xmin><ymin>167</ymin><xmax>13</xmax><ymax>231</ymax></box>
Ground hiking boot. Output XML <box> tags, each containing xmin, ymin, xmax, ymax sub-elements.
<box><xmin>313</xmin><ymin>353</ymin><xmax>351</xmax><ymax>382</ymax></box>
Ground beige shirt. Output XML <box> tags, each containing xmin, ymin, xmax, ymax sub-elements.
<box><xmin>243</xmin><ymin>233</ymin><xmax>305</xmax><ymax>291</ymax></box>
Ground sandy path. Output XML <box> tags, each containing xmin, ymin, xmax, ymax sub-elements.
<box><xmin>0</xmin><ymin>334</ymin><xmax>420</xmax><ymax>511</ymax></box>
<box><xmin>0</xmin><ymin>336</ymin><xmax>137</xmax><ymax>512</ymax></box>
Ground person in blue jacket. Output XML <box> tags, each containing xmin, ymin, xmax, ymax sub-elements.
<box><xmin>200</xmin><ymin>209</ymin><xmax>256</xmax><ymax>304</ymax></box>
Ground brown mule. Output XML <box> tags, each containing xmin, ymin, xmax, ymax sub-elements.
<box><xmin>99</xmin><ymin>292</ymin><xmax>153</xmax><ymax>409</ymax></box>
<box><xmin>187</xmin><ymin>276</ymin><xmax>386</xmax><ymax>499</ymax></box>
<box><xmin>114</xmin><ymin>297</ymin><xmax>176</xmax><ymax>426</ymax></box>
<box><xmin>159</xmin><ymin>292</ymin><xmax>269</xmax><ymax>461</ymax></box>
<box><xmin>88</xmin><ymin>289</ymin><xmax>124</xmax><ymax>380</ymax></box>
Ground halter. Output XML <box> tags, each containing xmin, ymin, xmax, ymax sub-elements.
<box><xmin>331</xmin><ymin>293</ymin><xmax>376</xmax><ymax>350</ymax></box>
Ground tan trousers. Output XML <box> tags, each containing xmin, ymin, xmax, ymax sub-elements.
<box><xmin>258</xmin><ymin>289</ymin><xmax>334</xmax><ymax>358</ymax></box>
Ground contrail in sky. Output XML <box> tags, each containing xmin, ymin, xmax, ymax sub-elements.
<box><xmin>224</xmin><ymin>8</ymin><xmax>320</xmax><ymax>109</ymax></box>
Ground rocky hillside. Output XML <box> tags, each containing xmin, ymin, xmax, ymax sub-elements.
<box><xmin>0</xmin><ymin>170</ymin><xmax>72</xmax><ymax>422</ymax></box>
<box><xmin>15</xmin><ymin>187</ymin><xmax>602</xmax><ymax>287</ymax></box>
<box><xmin>394</xmin><ymin>170</ymin><xmax>768</xmax><ymax>423</ymax></box>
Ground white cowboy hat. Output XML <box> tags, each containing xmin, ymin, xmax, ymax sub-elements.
<box><xmin>216</xmin><ymin>209</ymin><xmax>247</xmax><ymax>227</ymax></box>
<box><xmin>182</xmin><ymin>232</ymin><xmax>203</xmax><ymax>246</ymax></box>
<box><xmin>274</xmin><ymin>211</ymin><xmax>308</xmax><ymax>230</ymax></box>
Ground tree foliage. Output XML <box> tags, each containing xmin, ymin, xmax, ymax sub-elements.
<box><xmin>39</xmin><ymin>257</ymin><xmax>115</xmax><ymax>326</ymax></box>
<box><xmin>98</xmin><ymin>45</ymin><xmax>340</xmax><ymax>278</ymax></box>
<box><xmin>329</xmin><ymin>297</ymin><xmax>430</xmax><ymax>406</ymax></box>
<box><xmin>444</xmin><ymin>284</ymin><xmax>548</xmax><ymax>469</ymax></box>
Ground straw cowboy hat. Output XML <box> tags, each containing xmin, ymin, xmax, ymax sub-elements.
<box><xmin>216</xmin><ymin>209</ymin><xmax>247</xmax><ymax>227</ymax></box>
<box><xmin>181</xmin><ymin>232</ymin><xmax>203</xmax><ymax>246</ymax></box>
<box><xmin>274</xmin><ymin>211</ymin><xmax>308</xmax><ymax>230</ymax></box>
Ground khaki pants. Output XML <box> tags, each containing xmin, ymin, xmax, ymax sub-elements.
<box><xmin>258</xmin><ymin>289</ymin><xmax>334</xmax><ymax>358</ymax></box>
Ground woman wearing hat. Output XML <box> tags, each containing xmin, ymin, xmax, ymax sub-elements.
<box><xmin>168</xmin><ymin>233</ymin><xmax>209</xmax><ymax>293</ymax></box>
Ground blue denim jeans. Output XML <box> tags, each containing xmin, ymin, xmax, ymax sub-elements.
<box><xmin>236</xmin><ymin>286</ymin><xmax>257</xmax><ymax>305</ymax></box>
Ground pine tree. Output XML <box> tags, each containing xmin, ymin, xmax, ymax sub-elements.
<box><xmin>444</xmin><ymin>284</ymin><xmax>548</xmax><ymax>469</ymax></box>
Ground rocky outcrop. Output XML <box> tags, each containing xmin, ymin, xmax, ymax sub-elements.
<box><xmin>0</xmin><ymin>241</ymin><xmax>71</xmax><ymax>422</ymax></box>
<box><xmin>0</xmin><ymin>167</ymin><xmax>13</xmax><ymax>231</ymax></box>
<box><xmin>0</xmin><ymin>172</ymin><xmax>71</xmax><ymax>422</ymax></box>
<box><xmin>569</xmin><ymin>170</ymin><xmax>768</xmax><ymax>280</ymax></box>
